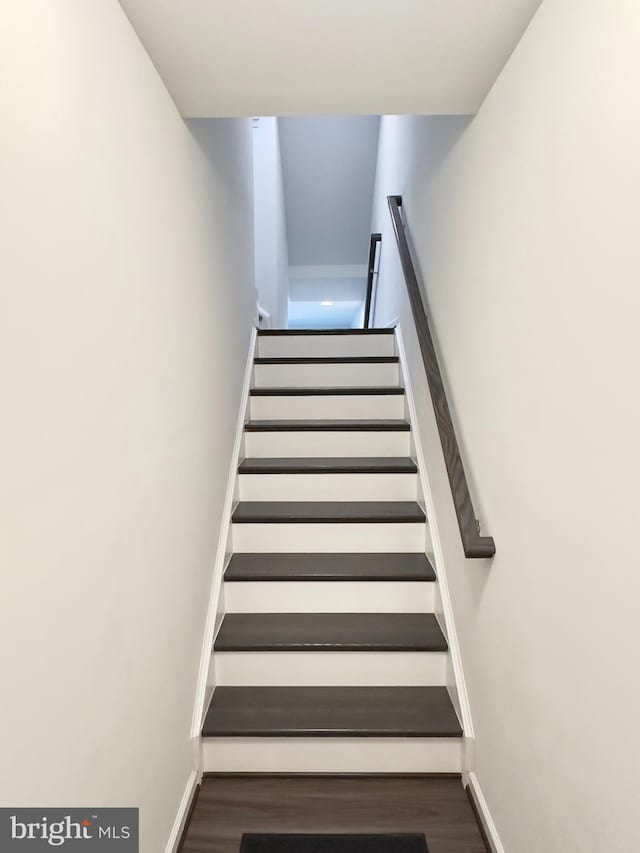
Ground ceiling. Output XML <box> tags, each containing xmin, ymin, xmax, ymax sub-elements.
<box><xmin>118</xmin><ymin>0</ymin><xmax>543</xmax><ymax>117</ymax></box>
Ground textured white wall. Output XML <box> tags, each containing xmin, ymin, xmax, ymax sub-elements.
<box><xmin>0</xmin><ymin>3</ymin><xmax>255</xmax><ymax>851</ymax></box>
<box><xmin>252</xmin><ymin>118</ymin><xmax>289</xmax><ymax>327</ymax></box>
<box><xmin>370</xmin><ymin>1</ymin><xmax>640</xmax><ymax>850</ymax></box>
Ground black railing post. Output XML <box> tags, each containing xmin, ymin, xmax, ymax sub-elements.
<box><xmin>363</xmin><ymin>233</ymin><xmax>381</xmax><ymax>329</ymax></box>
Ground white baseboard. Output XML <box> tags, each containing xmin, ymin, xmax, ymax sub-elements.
<box><xmin>465</xmin><ymin>772</ymin><xmax>505</xmax><ymax>853</ymax></box>
<box><xmin>164</xmin><ymin>770</ymin><xmax>199</xmax><ymax>853</ymax></box>
<box><xmin>190</xmin><ymin>327</ymin><xmax>257</xmax><ymax>743</ymax></box>
<box><xmin>394</xmin><ymin>325</ymin><xmax>475</xmax><ymax>749</ymax></box>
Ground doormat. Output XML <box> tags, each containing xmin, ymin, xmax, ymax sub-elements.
<box><xmin>240</xmin><ymin>835</ymin><xmax>429</xmax><ymax>853</ymax></box>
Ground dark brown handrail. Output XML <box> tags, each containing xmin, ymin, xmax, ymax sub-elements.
<box><xmin>363</xmin><ymin>232</ymin><xmax>381</xmax><ymax>329</ymax></box>
<box><xmin>387</xmin><ymin>195</ymin><xmax>495</xmax><ymax>558</ymax></box>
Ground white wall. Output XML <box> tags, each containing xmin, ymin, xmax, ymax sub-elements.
<box><xmin>289</xmin><ymin>270</ymin><xmax>367</xmax><ymax>304</ymax></box>
<box><xmin>0</xmin><ymin>3</ymin><xmax>255</xmax><ymax>851</ymax></box>
<box><xmin>371</xmin><ymin>1</ymin><xmax>640</xmax><ymax>851</ymax></box>
<box><xmin>288</xmin><ymin>267</ymin><xmax>368</xmax><ymax>330</ymax></box>
<box><xmin>280</xmin><ymin>116</ymin><xmax>380</xmax><ymax>266</ymax></box>
<box><xmin>252</xmin><ymin>118</ymin><xmax>289</xmax><ymax>327</ymax></box>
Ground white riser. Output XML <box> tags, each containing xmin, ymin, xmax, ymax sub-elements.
<box><xmin>244</xmin><ymin>431</ymin><xmax>411</xmax><ymax>458</ymax></box>
<box><xmin>258</xmin><ymin>335</ymin><xmax>395</xmax><ymax>359</ymax></box>
<box><xmin>224</xmin><ymin>581</ymin><xmax>435</xmax><ymax>613</ymax></box>
<box><xmin>202</xmin><ymin>736</ymin><xmax>462</xmax><ymax>773</ymax></box>
<box><xmin>214</xmin><ymin>651</ymin><xmax>447</xmax><ymax>686</ymax></box>
<box><xmin>238</xmin><ymin>473</ymin><xmax>417</xmax><ymax>502</ymax></box>
<box><xmin>250</xmin><ymin>395</ymin><xmax>405</xmax><ymax>420</ymax></box>
<box><xmin>232</xmin><ymin>522</ymin><xmax>428</xmax><ymax>553</ymax></box>
<box><xmin>254</xmin><ymin>362</ymin><xmax>400</xmax><ymax>388</ymax></box>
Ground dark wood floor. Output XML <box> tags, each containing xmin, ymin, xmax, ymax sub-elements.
<box><xmin>181</xmin><ymin>776</ymin><xmax>488</xmax><ymax>853</ymax></box>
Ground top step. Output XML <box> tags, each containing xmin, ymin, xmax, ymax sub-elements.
<box><xmin>258</xmin><ymin>329</ymin><xmax>396</xmax><ymax>359</ymax></box>
<box><xmin>258</xmin><ymin>329</ymin><xmax>395</xmax><ymax>335</ymax></box>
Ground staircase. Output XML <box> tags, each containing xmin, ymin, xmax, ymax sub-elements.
<box><xmin>201</xmin><ymin>328</ymin><xmax>463</xmax><ymax>773</ymax></box>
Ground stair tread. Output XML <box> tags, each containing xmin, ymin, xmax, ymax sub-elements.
<box><xmin>258</xmin><ymin>329</ymin><xmax>395</xmax><ymax>336</ymax></box>
<box><xmin>232</xmin><ymin>501</ymin><xmax>426</xmax><ymax>524</ymax></box>
<box><xmin>255</xmin><ymin>356</ymin><xmax>399</xmax><ymax>364</ymax></box>
<box><xmin>215</xmin><ymin>613</ymin><xmax>447</xmax><ymax>652</ymax></box>
<box><xmin>202</xmin><ymin>686</ymin><xmax>462</xmax><ymax>737</ymax></box>
<box><xmin>239</xmin><ymin>457</ymin><xmax>417</xmax><ymax>474</ymax></box>
<box><xmin>224</xmin><ymin>553</ymin><xmax>435</xmax><ymax>581</ymax></box>
<box><xmin>250</xmin><ymin>387</ymin><xmax>404</xmax><ymax>396</ymax></box>
<box><xmin>244</xmin><ymin>419</ymin><xmax>410</xmax><ymax>432</ymax></box>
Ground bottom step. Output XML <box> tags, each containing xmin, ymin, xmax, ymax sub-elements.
<box><xmin>202</xmin><ymin>736</ymin><xmax>462</xmax><ymax>773</ymax></box>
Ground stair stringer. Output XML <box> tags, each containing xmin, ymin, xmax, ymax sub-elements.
<box><xmin>190</xmin><ymin>326</ymin><xmax>258</xmax><ymax>764</ymax></box>
<box><xmin>394</xmin><ymin>323</ymin><xmax>475</xmax><ymax>772</ymax></box>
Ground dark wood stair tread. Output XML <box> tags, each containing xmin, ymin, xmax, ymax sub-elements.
<box><xmin>232</xmin><ymin>502</ymin><xmax>426</xmax><ymax>524</ymax></box>
<box><xmin>224</xmin><ymin>553</ymin><xmax>435</xmax><ymax>582</ymax></box>
<box><xmin>258</xmin><ymin>329</ymin><xmax>395</xmax><ymax>336</ymax></box>
<box><xmin>244</xmin><ymin>419</ymin><xmax>411</xmax><ymax>432</ymax></box>
<box><xmin>255</xmin><ymin>356</ymin><xmax>399</xmax><ymax>364</ymax></box>
<box><xmin>238</xmin><ymin>457</ymin><xmax>417</xmax><ymax>475</ymax></box>
<box><xmin>214</xmin><ymin>613</ymin><xmax>447</xmax><ymax>652</ymax></box>
<box><xmin>202</xmin><ymin>686</ymin><xmax>462</xmax><ymax>737</ymax></box>
<box><xmin>250</xmin><ymin>387</ymin><xmax>404</xmax><ymax>397</ymax></box>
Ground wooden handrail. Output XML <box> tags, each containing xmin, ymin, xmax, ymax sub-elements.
<box><xmin>387</xmin><ymin>195</ymin><xmax>495</xmax><ymax>558</ymax></box>
<box><xmin>363</xmin><ymin>232</ymin><xmax>381</xmax><ymax>329</ymax></box>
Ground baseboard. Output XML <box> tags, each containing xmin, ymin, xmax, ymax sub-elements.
<box><xmin>164</xmin><ymin>770</ymin><xmax>200</xmax><ymax>853</ymax></box>
<box><xmin>394</xmin><ymin>324</ymin><xmax>475</xmax><ymax>758</ymax></box>
<box><xmin>394</xmin><ymin>325</ymin><xmax>474</xmax><ymax>734</ymax></box>
<box><xmin>465</xmin><ymin>772</ymin><xmax>505</xmax><ymax>853</ymax></box>
<box><xmin>190</xmin><ymin>326</ymin><xmax>258</xmax><ymax>743</ymax></box>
